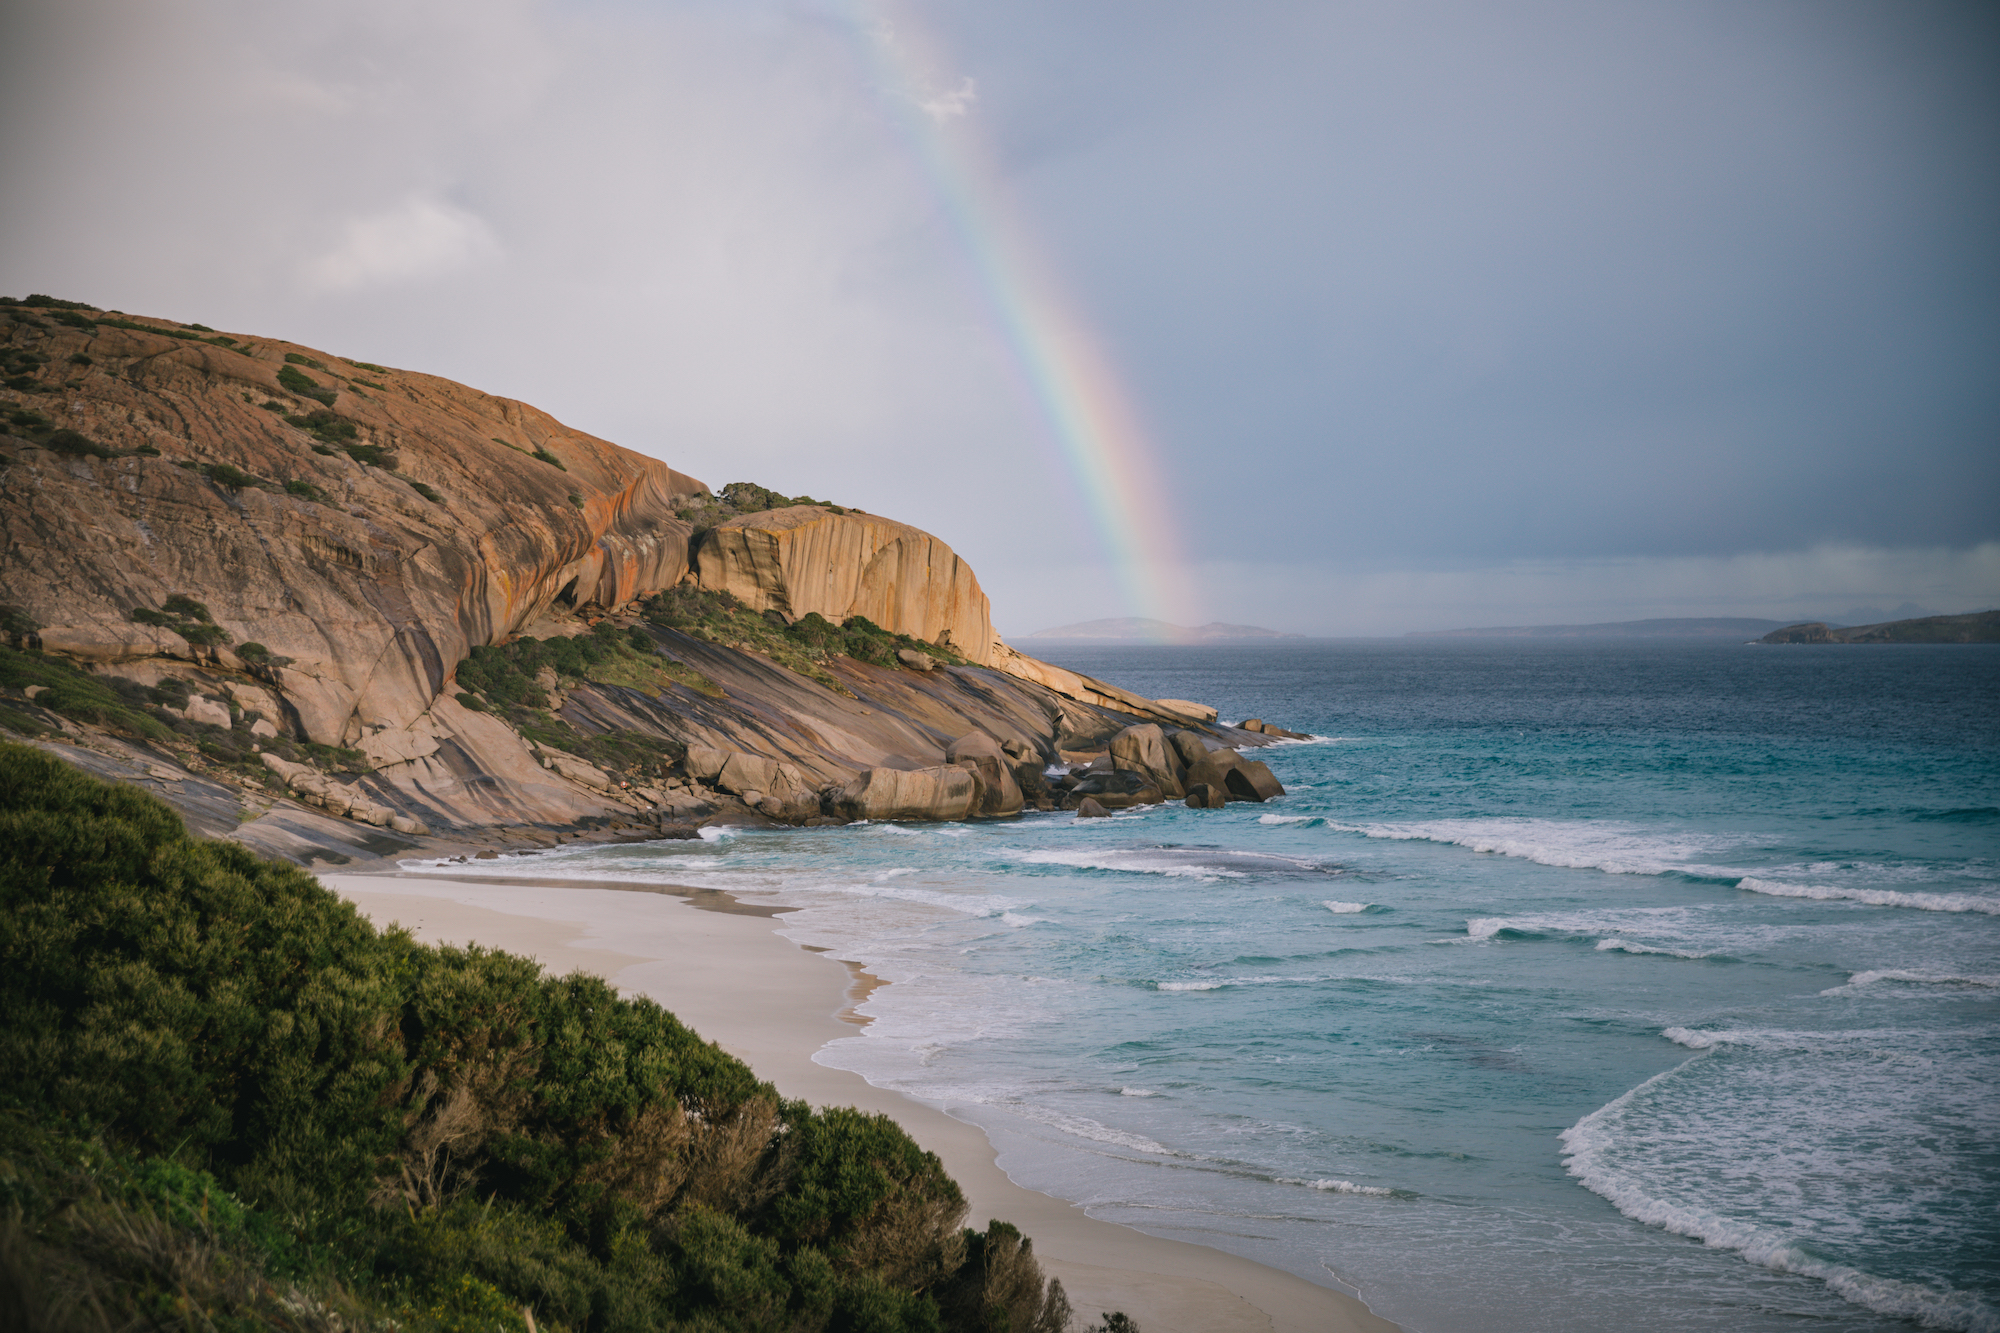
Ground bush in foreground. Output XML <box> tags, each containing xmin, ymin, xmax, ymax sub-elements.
<box><xmin>0</xmin><ymin>742</ymin><xmax>1070</xmax><ymax>1331</ymax></box>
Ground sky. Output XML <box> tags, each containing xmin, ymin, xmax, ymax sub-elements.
<box><xmin>3</xmin><ymin>0</ymin><xmax>1995</xmax><ymax>636</ymax></box>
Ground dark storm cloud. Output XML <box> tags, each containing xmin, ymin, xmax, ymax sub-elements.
<box><xmin>935</xmin><ymin>0</ymin><xmax>2000</xmax><ymax>562</ymax></box>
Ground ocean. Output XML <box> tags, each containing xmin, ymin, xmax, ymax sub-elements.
<box><xmin>409</xmin><ymin>640</ymin><xmax>2000</xmax><ymax>1333</ymax></box>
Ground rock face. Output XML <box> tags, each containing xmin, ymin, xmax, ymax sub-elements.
<box><xmin>1109</xmin><ymin>723</ymin><xmax>1186</xmax><ymax>799</ymax></box>
<box><xmin>831</xmin><ymin>766</ymin><xmax>979</xmax><ymax>823</ymax></box>
<box><xmin>1185</xmin><ymin>783</ymin><xmax>1225</xmax><ymax>809</ymax></box>
<box><xmin>945</xmin><ymin>731</ymin><xmax>1024</xmax><ymax>819</ymax></box>
<box><xmin>0</xmin><ymin>309</ymin><xmax>703</xmax><ymax>762</ymax></box>
<box><xmin>1</xmin><ymin>302</ymin><xmax>1300</xmax><ymax>842</ymax></box>
<box><xmin>695</xmin><ymin>507</ymin><xmax>995</xmax><ymax>664</ymax></box>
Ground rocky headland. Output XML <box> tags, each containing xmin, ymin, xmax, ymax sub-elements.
<box><xmin>0</xmin><ymin>295</ymin><xmax>1296</xmax><ymax>865</ymax></box>
<box><xmin>1757</xmin><ymin>610</ymin><xmax>2000</xmax><ymax>644</ymax></box>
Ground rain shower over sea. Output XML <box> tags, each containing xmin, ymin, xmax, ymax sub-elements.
<box><xmin>412</xmin><ymin>640</ymin><xmax>2000</xmax><ymax>1333</ymax></box>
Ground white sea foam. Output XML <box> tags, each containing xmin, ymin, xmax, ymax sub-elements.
<box><xmin>1596</xmin><ymin>938</ymin><xmax>1715</xmax><ymax>959</ymax></box>
<box><xmin>1327</xmin><ymin>817</ymin><xmax>1745</xmax><ymax>877</ymax></box>
<box><xmin>999</xmin><ymin>912</ymin><xmax>1047</xmax><ymax>928</ymax></box>
<box><xmin>1119</xmin><ymin>1087</ymin><xmax>1162</xmax><ymax>1097</ymax></box>
<box><xmin>1660</xmin><ymin>1026</ymin><xmax>1939</xmax><ymax>1051</ymax></box>
<box><xmin>1260</xmin><ymin>814</ymin><xmax>1325</xmax><ymax>827</ymax></box>
<box><xmin>1324</xmin><ymin>900</ymin><xmax>1370</xmax><ymax>914</ymax></box>
<box><xmin>1562</xmin><ymin>1063</ymin><xmax>2000</xmax><ymax>1332</ymax></box>
<box><xmin>1006</xmin><ymin>1105</ymin><xmax>1180</xmax><ymax>1157</ymax></box>
<box><xmin>698</xmin><ymin>825</ymin><xmax>734</xmax><ymax>841</ymax></box>
<box><xmin>1299</xmin><ymin>1177</ymin><xmax>1396</xmax><ymax>1197</ymax></box>
<box><xmin>1017</xmin><ymin>849</ymin><xmax>1248</xmax><ymax>880</ymax></box>
<box><xmin>1820</xmin><ymin>969</ymin><xmax>2000</xmax><ymax>997</ymax></box>
<box><xmin>1157</xmin><ymin>980</ymin><xmax>1227</xmax><ymax>991</ymax></box>
<box><xmin>1737</xmin><ymin>876</ymin><xmax>2000</xmax><ymax>915</ymax></box>
<box><xmin>1465</xmin><ymin>907</ymin><xmax>1692</xmax><ymax>942</ymax></box>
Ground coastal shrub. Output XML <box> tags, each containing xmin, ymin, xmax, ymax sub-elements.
<box><xmin>8</xmin><ymin>408</ymin><xmax>49</xmax><ymax>430</ymax></box>
<box><xmin>44</xmin><ymin>428</ymin><xmax>116</xmax><ymax>459</ymax></box>
<box><xmin>283</xmin><ymin>352</ymin><xmax>327</xmax><ymax>369</ymax></box>
<box><xmin>348</xmin><ymin>359</ymin><xmax>391</xmax><ymax>374</ymax></box>
<box><xmin>0</xmin><ymin>605</ymin><xmax>39</xmax><ymax>650</ymax></box>
<box><xmin>277</xmin><ymin>363</ymin><xmax>338</xmax><ymax>406</ymax></box>
<box><xmin>67</xmin><ymin>351</ymin><xmax>93</xmax><ymax>365</ymax></box>
<box><xmin>284</xmin><ymin>477</ymin><xmax>330</xmax><ymax>504</ymax></box>
<box><xmin>52</xmin><ymin>309</ymin><xmax>98</xmax><ymax>331</ymax></box>
<box><xmin>286</xmin><ymin>409</ymin><xmax>356</xmax><ymax>444</ymax></box>
<box><xmin>567</xmin><ymin>493</ymin><xmax>584</xmax><ymax>508</ymax></box>
<box><xmin>532</xmin><ymin>445</ymin><xmax>566</xmax><ymax>470</ymax></box>
<box><xmin>0</xmin><ymin>742</ymin><xmax>1068</xmax><ymax>1331</ymax></box>
<box><xmin>354</xmin><ymin>377</ymin><xmax>387</xmax><ymax>390</ymax></box>
<box><xmin>642</xmin><ymin>590</ymin><xmax>965</xmax><ymax>684</ymax></box>
<box><xmin>7</xmin><ymin>293</ymin><xmax>98</xmax><ymax>310</ymax></box>
<box><xmin>343</xmin><ymin>441</ymin><xmax>396</xmax><ymax>469</ymax></box>
<box><xmin>0</xmin><ymin>646</ymin><xmax>172</xmax><ymax>740</ymax></box>
<box><xmin>204</xmin><ymin>461</ymin><xmax>263</xmax><ymax>490</ymax></box>
<box><xmin>451</xmin><ymin>628</ymin><xmax>713</xmax><ymax>773</ymax></box>
<box><xmin>163</xmin><ymin>594</ymin><xmax>213</xmax><ymax>621</ymax></box>
<box><xmin>410</xmin><ymin>479</ymin><xmax>443</xmax><ymax>504</ymax></box>
<box><xmin>96</xmin><ymin>315</ymin><xmax>204</xmax><ymax>340</ymax></box>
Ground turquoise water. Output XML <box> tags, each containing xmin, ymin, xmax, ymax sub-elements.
<box><xmin>413</xmin><ymin>642</ymin><xmax>2000</xmax><ymax>1333</ymax></box>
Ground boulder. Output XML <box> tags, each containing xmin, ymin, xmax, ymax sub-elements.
<box><xmin>1156</xmin><ymin>699</ymin><xmax>1218</xmax><ymax>722</ymax></box>
<box><xmin>1066</xmin><ymin>770</ymin><xmax>1163</xmax><ymax>808</ymax></box>
<box><xmin>1183</xmin><ymin>747</ymin><xmax>1286</xmax><ymax>803</ymax></box>
<box><xmin>830</xmin><ymin>765</ymin><xmax>979</xmax><ymax>822</ymax></box>
<box><xmin>684</xmin><ymin>744</ymin><xmax>730</xmax><ymax>782</ymax></box>
<box><xmin>945</xmin><ymin>731</ymin><xmax>1024</xmax><ymax>818</ymax></box>
<box><xmin>716</xmin><ymin>750</ymin><xmax>780</xmax><ymax>797</ymax></box>
<box><xmin>1185</xmin><ymin>783</ymin><xmax>1225</xmax><ymax>809</ymax></box>
<box><xmin>716</xmin><ymin>751</ymin><xmax>819</xmax><ymax>822</ymax></box>
<box><xmin>1239</xmin><ymin>718</ymin><xmax>1309</xmax><ymax>740</ymax></box>
<box><xmin>897</xmin><ymin>648</ymin><xmax>935</xmax><ymax>672</ymax></box>
<box><xmin>1075</xmin><ymin>797</ymin><xmax>1110</xmax><ymax>819</ymax></box>
<box><xmin>185</xmin><ymin>696</ymin><xmax>232</xmax><ymax>729</ymax></box>
<box><xmin>537</xmin><ymin>746</ymin><xmax>617</xmax><ymax>792</ymax></box>
<box><xmin>1109</xmin><ymin>723</ymin><xmax>1185</xmax><ymax>798</ymax></box>
<box><xmin>1232</xmin><ymin>758</ymin><xmax>1285</xmax><ymax>801</ymax></box>
<box><xmin>1168</xmin><ymin>730</ymin><xmax>1214</xmax><ymax>770</ymax></box>
<box><xmin>249</xmin><ymin>717</ymin><xmax>279</xmax><ymax>739</ymax></box>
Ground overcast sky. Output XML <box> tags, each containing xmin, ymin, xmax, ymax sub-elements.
<box><xmin>4</xmin><ymin>0</ymin><xmax>1994</xmax><ymax>635</ymax></box>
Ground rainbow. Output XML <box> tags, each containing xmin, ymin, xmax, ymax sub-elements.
<box><xmin>846</xmin><ymin>0</ymin><xmax>1190</xmax><ymax>631</ymax></box>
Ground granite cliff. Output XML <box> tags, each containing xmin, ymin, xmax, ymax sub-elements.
<box><xmin>1</xmin><ymin>297</ymin><xmax>1282</xmax><ymax>860</ymax></box>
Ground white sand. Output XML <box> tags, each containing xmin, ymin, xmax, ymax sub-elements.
<box><xmin>323</xmin><ymin>872</ymin><xmax>1400</xmax><ymax>1333</ymax></box>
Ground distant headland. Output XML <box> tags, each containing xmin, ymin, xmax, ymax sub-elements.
<box><xmin>1757</xmin><ymin>610</ymin><xmax>2000</xmax><ymax>644</ymax></box>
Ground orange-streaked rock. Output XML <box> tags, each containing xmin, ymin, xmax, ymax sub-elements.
<box><xmin>695</xmin><ymin>506</ymin><xmax>995</xmax><ymax>664</ymax></box>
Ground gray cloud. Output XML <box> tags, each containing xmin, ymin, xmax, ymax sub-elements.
<box><xmin>3</xmin><ymin>0</ymin><xmax>1991</xmax><ymax>634</ymax></box>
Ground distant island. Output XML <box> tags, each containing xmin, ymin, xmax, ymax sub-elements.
<box><xmin>1023</xmin><ymin>617</ymin><xmax>1301</xmax><ymax>643</ymax></box>
<box><xmin>1758</xmin><ymin>610</ymin><xmax>2000</xmax><ymax>644</ymax></box>
<box><xmin>1409</xmin><ymin>617</ymin><xmax>1793</xmax><ymax>639</ymax></box>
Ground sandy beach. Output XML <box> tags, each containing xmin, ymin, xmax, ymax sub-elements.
<box><xmin>322</xmin><ymin>870</ymin><xmax>1400</xmax><ymax>1333</ymax></box>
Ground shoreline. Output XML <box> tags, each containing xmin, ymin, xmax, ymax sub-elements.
<box><xmin>321</xmin><ymin>869</ymin><xmax>1400</xmax><ymax>1333</ymax></box>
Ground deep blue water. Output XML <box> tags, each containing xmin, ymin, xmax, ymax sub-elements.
<box><xmin>414</xmin><ymin>641</ymin><xmax>2000</xmax><ymax>1333</ymax></box>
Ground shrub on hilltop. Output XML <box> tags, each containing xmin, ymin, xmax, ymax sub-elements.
<box><xmin>0</xmin><ymin>741</ymin><xmax>1071</xmax><ymax>1331</ymax></box>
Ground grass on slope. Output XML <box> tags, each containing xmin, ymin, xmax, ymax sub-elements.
<box><xmin>640</xmin><ymin>589</ymin><xmax>966</xmax><ymax>696</ymax></box>
<box><xmin>0</xmin><ymin>741</ymin><xmax>1078</xmax><ymax>1333</ymax></box>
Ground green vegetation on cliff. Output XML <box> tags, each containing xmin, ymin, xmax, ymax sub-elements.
<box><xmin>640</xmin><ymin>589</ymin><xmax>966</xmax><ymax>694</ymax></box>
<box><xmin>0</xmin><ymin>742</ymin><xmax>1074</xmax><ymax>1332</ymax></box>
